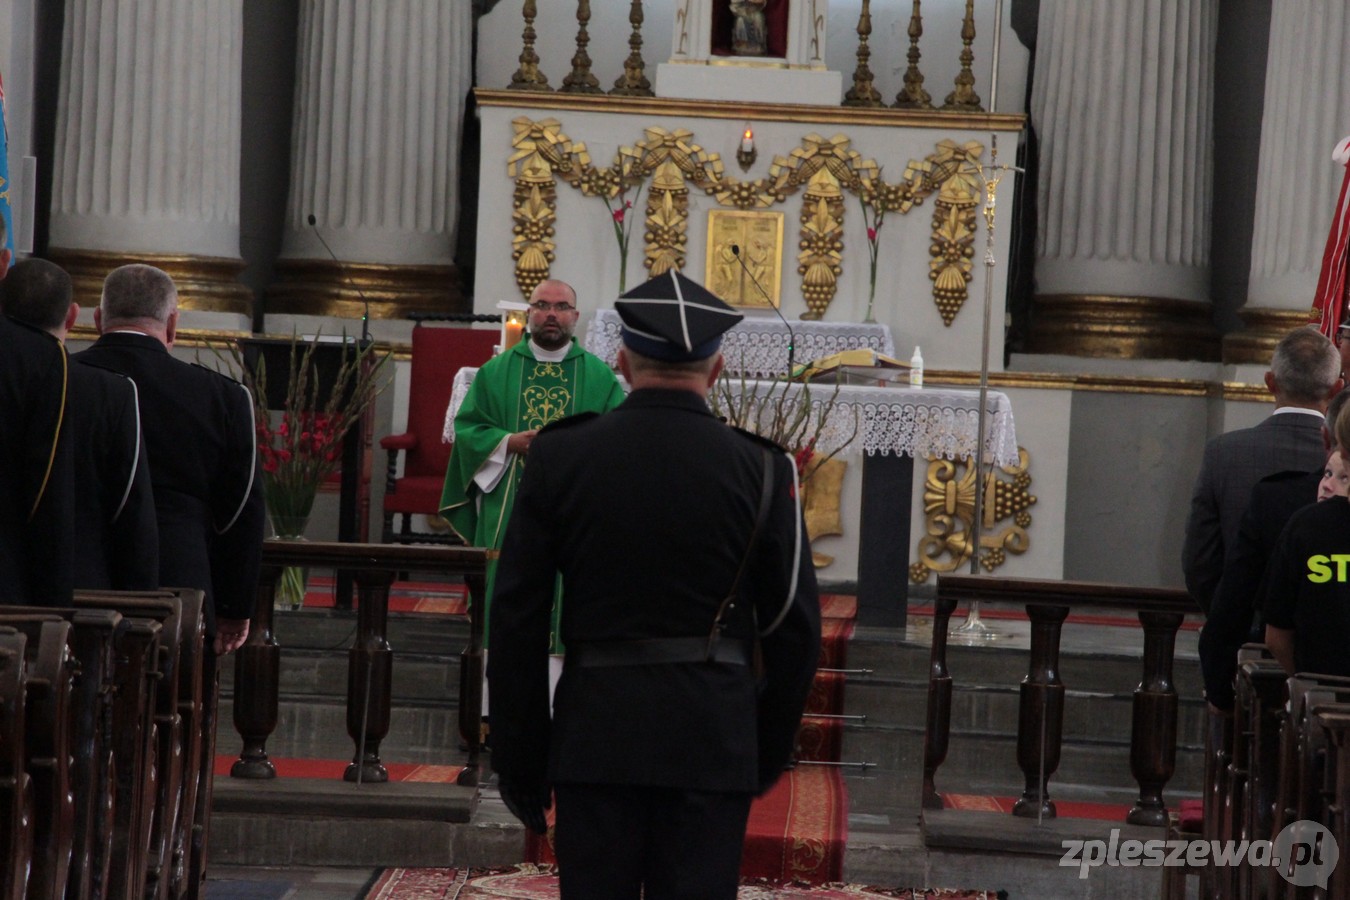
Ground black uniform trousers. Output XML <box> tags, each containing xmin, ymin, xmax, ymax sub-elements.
<box><xmin>554</xmin><ymin>783</ymin><xmax>752</xmax><ymax>900</ymax></box>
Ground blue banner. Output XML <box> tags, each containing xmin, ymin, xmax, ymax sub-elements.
<box><xmin>0</xmin><ymin>73</ymin><xmax>12</xmax><ymax>255</ymax></box>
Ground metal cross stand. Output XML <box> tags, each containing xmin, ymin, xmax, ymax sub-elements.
<box><xmin>951</xmin><ymin>0</ymin><xmax>1023</xmax><ymax>642</ymax></box>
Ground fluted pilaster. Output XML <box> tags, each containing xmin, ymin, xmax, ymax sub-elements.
<box><xmin>1028</xmin><ymin>0</ymin><xmax>1219</xmax><ymax>360</ymax></box>
<box><xmin>1247</xmin><ymin>2</ymin><xmax>1350</xmax><ymax>320</ymax></box>
<box><xmin>51</xmin><ymin>0</ymin><xmax>249</xmax><ymax>319</ymax></box>
<box><xmin>270</xmin><ymin>0</ymin><xmax>472</xmax><ymax>325</ymax></box>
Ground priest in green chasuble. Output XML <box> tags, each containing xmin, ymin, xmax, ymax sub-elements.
<box><xmin>440</xmin><ymin>279</ymin><xmax>625</xmax><ymax>652</ymax></box>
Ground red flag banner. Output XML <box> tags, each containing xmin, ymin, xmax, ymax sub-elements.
<box><xmin>1312</xmin><ymin>136</ymin><xmax>1350</xmax><ymax>337</ymax></box>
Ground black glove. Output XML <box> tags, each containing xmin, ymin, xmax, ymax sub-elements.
<box><xmin>499</xmin><ymin>780</ymin><xmax>551</xmax><ymax>835</ymax></box>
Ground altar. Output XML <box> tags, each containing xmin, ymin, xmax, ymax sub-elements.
<box><xmin>584</xmin><ymin>310</ymin><xmax>895</xmax><ymax>378</ymax></box>
<box><xmin>444</xmin><ymin>366</ymin><xmax>1016</xmax><ymax>623</ymax></box>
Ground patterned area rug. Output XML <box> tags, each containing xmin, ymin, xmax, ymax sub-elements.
<box><xmin>364</xmin><ymin>865</ymin><xmax>1002</xmax><ymax>899</ymax></box>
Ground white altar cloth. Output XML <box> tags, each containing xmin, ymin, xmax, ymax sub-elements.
<box><xmin>445</xmin><ymin>369</ymin><xmax>1017</xmax><ymax>468</ymax></box>
<box><xmin>583</xmin><ymin>309</ymin><xmax>895</xmax><ymax>378</ymax></box>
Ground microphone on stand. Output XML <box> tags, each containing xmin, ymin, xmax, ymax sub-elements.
<box><xmin>308</xmin><ymin>213</ymin><xmax>371</xmax><ymax>344</ymax></box>
<box><xmin>731</xmin><ymin>243</ymin><xmax>796</xmax><ymax>376</ymax></box>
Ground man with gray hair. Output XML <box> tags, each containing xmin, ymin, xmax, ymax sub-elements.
<box><xmin>1183</xmin><ymin>325</ymin><xmax>1343</xmax><ymax>613</ymax></box>
<box><xmin>77</xmin><ymin>263</ymin><xmax>264</xmax><ymax>653</ymax></box>
<box><xmin>0</xmin><ymin>258</ymin><xmax>158</xmax><ymax>590</ymax></box>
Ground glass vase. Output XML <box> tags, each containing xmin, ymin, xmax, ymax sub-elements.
<box><xmin>268</xmin><ymin>514</ymin><xmax>311</xmax><ymax>612</ymax></box>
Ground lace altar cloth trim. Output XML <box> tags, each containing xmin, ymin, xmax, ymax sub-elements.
<box><xmin>445</xmin><ymin>369</ymin><xmax>1017</xmax><ymax>468</ymax></box>
<box><xmin>583</xmin><ymin>309</ymin><xmax>895</xmax><ymax>377</ymax></box>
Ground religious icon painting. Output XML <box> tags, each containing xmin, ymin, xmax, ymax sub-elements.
<box><xmin>705</xmin><ymin>209</ymin><xmax>784</xmax><ymax>309</ymax></box>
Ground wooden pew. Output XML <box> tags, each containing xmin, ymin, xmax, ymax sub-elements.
<box><xmin>73</xmin><ymin>591</ymin><xmax>204</xmax><ymax>900</ymax></box>
<box><xmin>0</xmin><ymin>616</ymin><xmax>78</xmax><ymax>900</ymax></box>
<box><xmin>1228</xmin><ymin>655</ymin><xmax>1286</xmax><ymax>899</ymax></box>
<box><xmin>0</xmin><ymin>627</ymin><xmax>32</xmax><ymax>900</ymax></box>
<box><xmin>1315</xmin><ymin>708</ymin><xmax>1350</xmax><ymax>900</ymax></box>
<box><xmin>0</xmin><ymin>609</ymin><xmax>122</xmax><ymax>900</ymax></box>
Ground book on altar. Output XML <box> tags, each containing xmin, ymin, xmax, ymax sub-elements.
<box><xmin>791</xmin><ymin>348</ymin><xmax>912</xmax><ymax>384</ymax></box>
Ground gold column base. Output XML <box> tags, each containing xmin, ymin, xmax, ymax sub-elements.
<box><xmin>47</xmin><ymin>248</ymin><xmax>252</xmax><ymax>316</ymax></box>
<box><xmin>1221</xmin><ymin>306</ymin><xmax>1318</xmax><ymax>365</ymax></box>
<box><xmin>1027</xmin><ymin>294</ymin><xmax>1220</xmax><ymax>361</ymax></box>
<box><xmin>265</xmin><ymin>258</ymin><xmax>465</xmax><ymax>323</ymax></box>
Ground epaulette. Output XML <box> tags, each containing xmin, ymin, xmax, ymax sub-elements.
<box><xmin>1258</xmin><ymin>468</ymin><xmax>1315</xmax><ymax>485</ymax></box>
<box><xmin>539</xmin><ymin>411</ymin><xmax>600</xmax><ymax>434</ymax></box>
<box><xmin>191</xmin><ymin>362</ymin><xmax>246</xmax><ymax>385</ymax></box>
<box><xmin>730</xmin><ymin>425</ymin><xmax>787</xmax><ymax>453</ymax></box>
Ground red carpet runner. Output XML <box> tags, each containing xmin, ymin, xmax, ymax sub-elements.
<box><xmin>942</xmin><ymin>793</ymin><xmax>1132</xmax><ymax>821</ymax></box>
<box><xmin>525</xmin><ymin>593</ymin><xmax>857</xmax><ymax>885</ymax></box>
<box><xmin>364</xmin><ymin>865</ymin><xmax>999</xmax><ymax>899</ymax></box>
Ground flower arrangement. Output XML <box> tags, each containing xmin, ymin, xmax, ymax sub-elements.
<box><xmin>709</xmin><ymin>366</ymin><xmax>857</xmax><ymax>487</ymax></box>
<box><xmin>858</xmin><ymin>177</ymin><xmax>887</xmax><ymax>323</ymax></box>
<box><xmin>223</xmin><ymin>334</ymin><xmax>389</xmax><ymax>608</ymax></box>
<box><xmin>601</xmin><ymin>177</ymin><xmax>644</xmax><ymax>295</ymax></box>
<box><xmin>579</xmin><ymin>146</ymin><xmax>647</xmax><ymax>294</ymax></box>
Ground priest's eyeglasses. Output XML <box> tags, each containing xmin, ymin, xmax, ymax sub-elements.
<box><xmin>529</xmin><ymin>301</ymin><xmax>576</xmax><ymax>313</ymax></box>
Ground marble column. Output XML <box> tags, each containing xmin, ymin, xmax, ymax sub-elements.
<box><xmin>1238</xmin><ymin>1</ymin><xmax>1350</xmax><ymax>363</ymax></box>
<box><xmin>1027</xmin><ymin>0</ymin><xmax>1220</xmax><ymax>361</ymax></box>
<box><xmin>267</xmin><ymin>0</ymin><xmax>473</xmax><ymax>336</ymax></box>
<box><xmin>49</xmin><ymin>0</ymin><xmax>251</xmax><ymax>329</ymax></box>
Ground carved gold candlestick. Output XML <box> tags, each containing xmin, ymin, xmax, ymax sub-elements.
<box><xmin>942</xmin><ymin>0</ymin><xmax>983</xmax><ymax>112</ymax></box>
<box><xmin>894</xmin><ymin>0</ymin><xmax>933</xmax><ymax>109</ymax></box>
<box><xmin>561</xmin><ymin>0</ymin><xmax>603</xmax><ymax>94</ymax></box>
<box><xmin>611</xmin><ymin>0</ymin><xmax>653</xmax><ymax>97</ymax></box>
<box><xmin>843</xmin><ymin>0</ymin><xmax>883</xmax><ymax>108</ymax></box>
<box><xmin>507</xmin><ymin>0</ymin><xmax>551</xmax><ymax>92</ymax></box>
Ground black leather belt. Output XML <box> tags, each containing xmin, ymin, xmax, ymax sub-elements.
<box><xmin>567</xmin><ymin>637</ymin><xmax>753</xmax><ymax>668</ymax></box>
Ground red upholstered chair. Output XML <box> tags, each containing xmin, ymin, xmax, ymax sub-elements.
<box><xmin>380</xmin><ymin>323</ymin><xmax>498</xmax><ymax>544</ymax></box>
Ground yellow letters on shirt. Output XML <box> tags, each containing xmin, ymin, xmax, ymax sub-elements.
<box><xmin>1307</xmin><ymin>555</ymin><xmax>1350</xmax><ymax>582</ymax></box>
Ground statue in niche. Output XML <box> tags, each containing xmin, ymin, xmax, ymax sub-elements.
<box><xmin>729</xmin><ymin>0</ymin><xmax>768</xmax><ymax>55</ymax></box>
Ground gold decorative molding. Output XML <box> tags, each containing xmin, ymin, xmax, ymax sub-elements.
<box><xmin>476</xmin><ymin>89</ymin><xmax>1026</xmax><ymax>133</ymax></box>
<box><xmin>919</xmin><ymin>141</ymin><xmax>981</xmax><ymax>325</ymax></box>
<box><xmin>894</xmin><ymin>0</ymin><xmax>933</xmax><ymax>110</ymax></box>
<box><xmin>941</xmin><ymin>0</ymin><xmax>983</xmax><ymax>112</ymax></box>
<box><xmin>910</xmin><ymin>446</ymin><xmax>1035</xmax><ymax>582</ymax></box>
<box><xmin>48</xmin><ymin>248</ymin><xmax>253</xmax><ymax>317</ymax></box>
<box><xmin>842</xmin><ymin>0</ymin><xmax>883</xmax><ymax>108</ymax></box>
<box><xmin>506</xmin><ymin>0</ymin><xmax>551</xmax><ymax>92</ymax></box>
<box><xmin>265</xmin><ymin>259</ymin><xmax>464</xmax><ymax>321</ymax></box>
<box><xmin>560</xmin><ymin>0</ymin><xmax>602</xmax><ymax>95</ymax></box>
<box><xmin>1222</xmin><ymin>306</ymin><xmax>1319</xmax><ymax>365</ymax></box>
<box><xmin>801</xmin><ymin>454</ymin><xmax>847</xmax><ymax>568</ymax></box>
<box><xmin>506</xmin><ymin>117</ymin><xmax>984</xmax><ymax>320</ymax></box>
<box><xmin>610</xmin><ymin>0</ymin><xmax>653</xmax><ymax>98</ymax></box>
<box><xmin>1027</xmin><ymin>294</ymin><xmax>1221</xmax><ymax>361</ymax></box>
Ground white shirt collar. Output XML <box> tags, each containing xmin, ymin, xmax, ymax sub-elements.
<box><xmin>528</xmin><ymin>339</ymin><xmax>570</xmax><ymax>362</ymax></box>
<box><xmin>1272</xmin><ymin>406</ymin><xmax>1325</xmax><ymax>419</ymax></box>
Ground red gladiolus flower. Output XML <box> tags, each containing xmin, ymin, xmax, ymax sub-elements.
<box><xmin>612</xmin><ymin>208</ymin><xmax>625</xmax><ymax>224</ymax></box>
<box><xmin>277</xmin><ymin>449</ymin><xmax>292</xmax><ymax>463</ymax></box>
<box><xmin>867</xmin><ymin>227</ymin><xmax>878</xmax><ymax>242</ymax></box>
<box><xmin>262</xmin><ymin>458</ymin><xmax>279</xmax><ymax>474</ymax></box>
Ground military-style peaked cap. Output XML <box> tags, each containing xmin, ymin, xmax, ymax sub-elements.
<box><xmin>615</xmin><ymin>270</ymin><xmax>743</xmax><ymax>362</ymax></box>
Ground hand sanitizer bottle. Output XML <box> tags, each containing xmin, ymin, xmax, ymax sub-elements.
<box><xmin>909</xmin><ymin>346</ymin><xmax>924</xmax><ymax>387</ymax></box>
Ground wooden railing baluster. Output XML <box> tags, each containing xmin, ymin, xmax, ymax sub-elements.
<box><xmin>921</xmin><ymin>592</ymin><xmax>958</xmax><ymax>810</ymax></box>
<box><xmin>1128</xmin><ymin>608</ymin><xmax>1184</xmax><ymax>825</ymax></box>
<box><xmin>1013</xmin><ymin>603</ymin><xmax>1068</xmax><ymax>819</ymax></box>
<box><xmin>347</xmin><ymin>570</ymin><xmax>395</xmax><ymax>783</ymax></box>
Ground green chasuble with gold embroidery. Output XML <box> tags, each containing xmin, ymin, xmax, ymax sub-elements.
<box><xmin>439</xmin><ymin>338</ymin><xmax>624</xmax><ymax>649</ymax></box>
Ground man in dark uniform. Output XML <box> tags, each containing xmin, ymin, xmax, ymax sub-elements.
<box><xmin>489</xmin><ymin>270</ymin><xmax>821</xmax><ymax>900</ymax></box>
<box><xmin>0</xmin><ymin>258</ymin><xmax>159</xmax><ymax>590</ymax></box>
<box><xmin>0</xmin><ymin>217</ymin><xmax>74</xmax><ymax>606</ymax></box>
<box><xmin>77</xmin><ymin>264</ymin><xmax>263</xmax><ymax>654</ymax></box>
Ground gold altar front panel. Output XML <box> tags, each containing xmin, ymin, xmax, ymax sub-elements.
<box><xmin>705</xmin><ymin>209</ymin><xmax>784</xmax><ymax>308</ymax></box>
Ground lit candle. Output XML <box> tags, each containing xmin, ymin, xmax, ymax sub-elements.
<box><xmin>741</xmin><ymin>128</ymin><xmax>754</xmax><ymax>153</ymax></box>
<box><xmin>504</xmin><ymin>318</ymin><xmax>524</xmax><ymax>349</ymax></box>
